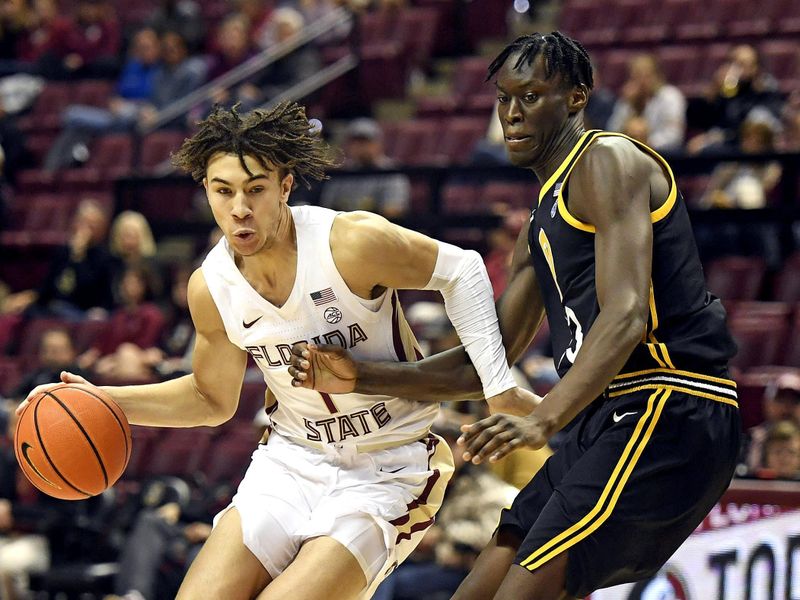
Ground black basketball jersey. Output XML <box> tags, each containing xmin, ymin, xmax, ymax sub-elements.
<box><xmin>528</xmin><ymin>130</ymin><xmax>737</xmax><ymax>380</ymax></box>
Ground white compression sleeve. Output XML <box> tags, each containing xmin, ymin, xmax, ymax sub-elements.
<box><xmin>423</xmin><ymin>240</ymin><xmax>517</xmax><ymax>398</ymax></box>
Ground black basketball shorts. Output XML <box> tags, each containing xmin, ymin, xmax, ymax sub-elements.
<box><xmin>498</xmin><ymin>369</ymin><xmax>742</xmax><ymax>598</ymax></box>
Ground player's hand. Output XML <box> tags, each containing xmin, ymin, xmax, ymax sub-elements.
<box><xmin>486</xmin><ymin>387</ymin><xmax>542</xmax><ymax>416</ymax></box>
<box><xmin>288</xmin><ymin>342</ymin><xmax>358</xmax><ymax>394</ymax></box>
<box><xmin>457</xmin><ymin>413</ymin><xmax>550</xmax><ymax>465</ymax></box>
<box><xmin>16</xmin><ymin>371</ymin><xmax>92</xmax><ymax>416</ymax></box>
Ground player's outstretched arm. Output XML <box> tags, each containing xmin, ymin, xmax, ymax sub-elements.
<box><xmin>18</xmin><ymin>270</ymin><xmax>248</xmax><ymax>428</ymax></box>
<box><xmin>289</xmin><ymin>214</ymin><xmax>546</xmax><ymax>414</ymax></box>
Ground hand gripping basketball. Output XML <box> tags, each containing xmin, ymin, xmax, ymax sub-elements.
<box><xmin>288</xmin><ymin>342</ymin><xmax>358</xmax><ymax>394</ymax></box>
<box><xmin>16</xmin><ymin>370</ymin><xmax>90</xmax><ymax>416</ymax></box>
<box><xmin>14</xmin><ymin>372</ymin><xmax>131</xmax><ymax>500</ymax></box>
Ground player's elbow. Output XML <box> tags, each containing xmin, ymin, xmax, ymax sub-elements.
<box><xmin>604</xmin><ymin>297</ymin><xmax>648</xmax><ymax>347</ymax></box>
<box><xmin>191</xmin><ymin>378</ymin><xmax>238</xmax><ymax>426</ymax></box>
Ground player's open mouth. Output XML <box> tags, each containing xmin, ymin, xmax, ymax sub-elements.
<box><xmin>234</xmin><ymin>230</ymin><xmax>255</xmax><ymax>242</ymax></box>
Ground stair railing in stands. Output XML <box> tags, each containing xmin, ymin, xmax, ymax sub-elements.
<box><xmin>136</xmin><ymin>6</ymin><xmax>355</xmax><ymax>136</ymax></box>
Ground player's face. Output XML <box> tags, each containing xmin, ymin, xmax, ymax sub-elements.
<box><xmin>204</xmin><ymin>152</ymin><xmax>293</xmax><ymax>256</ymax></box>
<box><xmin>495</xmin><ymin>53</ymin><xmax>584</xmax><ymax>168</ymax></box>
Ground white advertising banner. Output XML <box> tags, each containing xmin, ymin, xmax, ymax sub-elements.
<box><xmin>589</xmin><ymin>507</ymin><xmax>800</xmax><ymax>600</ymax></box>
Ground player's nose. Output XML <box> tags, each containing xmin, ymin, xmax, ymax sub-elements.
<box><xmin>230</xmin><ymin>193</ymin><xmax>253</xmax><ymax>219</ymax></box>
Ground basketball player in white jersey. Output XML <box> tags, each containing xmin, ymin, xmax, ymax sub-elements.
<box><xmin>20</xmin><ymin>102</ymin><xmax>537</xmax><ymax>600</ymax></box>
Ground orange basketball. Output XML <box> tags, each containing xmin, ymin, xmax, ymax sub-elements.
<box><xmin>14</xmin><ymin>383</ymin><xmax>132</xmax><ymax>500</ymax></box>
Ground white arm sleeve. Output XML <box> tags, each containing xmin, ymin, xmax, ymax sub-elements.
<box><xmin>423</xmin><ymin>240</ymin><xmax>517</xmax><ymax>398</ymax></box>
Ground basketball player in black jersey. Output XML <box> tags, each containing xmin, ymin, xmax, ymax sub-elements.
<box><xmin>288</xmin><ymin>32</ymin><xmax>741</xmax><ymax>599</ymax></box>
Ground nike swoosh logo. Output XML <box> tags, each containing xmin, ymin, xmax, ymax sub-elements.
<box><xmin>243</xmin><ymin>316</ymin><xmax>263</xmax><ymax>329</ymax></box>
<box><xmin>612</xmin><ymin>411</ymin><xmax>638</xmax><ymax>423</ymax></box>
<box><xmin>20</xmin><ymin>442</ymin><xmax>61</xmax><ymax>489</ymax></box>
<box><xmin>379</xmin><ymin>466</ymin><xmax>405</xmax><ymax>474</ymax></box>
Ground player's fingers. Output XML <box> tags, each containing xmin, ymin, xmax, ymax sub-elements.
<box><xmin>61</xmin><ymin>371</ymin><xmax>88</xmax><ymax>385</ymax></box>
<box><xmin>489</xmin><ymin>438</ymin><xmax>523</xmax><ymax>463</ymax></box>
<box><xmin>471</xmin><ymin>429</ymin><xmax>518</xmax><ymax>464</ymax></box>
<box><xmin>288</xmin><ymin>366</ymin><xmax>308</xmax><ymax>381</ymax></box>
<box><xmin>24</xmin><ymin>382</ymin><xmax>59</xmax><ymax>403</ymax></box>
<box><xmin>462</xmin><ymin>424</ymin><xmax>512</xmax><ymax>462</ymax></box>
<box><xmin>288</xmin><ymin>354</ymin><xmax>311</xmax><ymax>371</ymax></box>
<box><xmin>457</xmin><ymin>415</ymin><xmax>501</xmax><ymax>446</ymax></box>
<box><xmin>15</xmin><ymin>399</ymin><xmax>30</xmax><ymax>416</ymax></box>
<box><xmin>290</xmin><ymin>342</ymin><xmax>310</xmax><ymax>359</ymax></box>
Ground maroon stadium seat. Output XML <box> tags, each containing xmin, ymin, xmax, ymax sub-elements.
<box><xmin>18</xmin><ymin>83</ymin><xmax>72</xmax><ymax>133</ymax></box>
<box><xmin>429</xmin><ymin>117</ymin><xmax>487</xmax><ymax>165</ymax></box>
<box><xmin>71</xmin><ymin>80</ymin><xmax>115</xmax><ymax>108</ymax></box>
<box><xmin>482</xmin><ymin>181</ymin><xmax>538</xmax><ymax>211</ymax></box>
<box><xmin>773</xmin><ymin>253</ymin><xmax>800</xmax><ymax>303</ymax></box>
<box><xmin>0</xmin><ymin>315</ymin><xmax>23</xmax><ymax>355</ymax></box>
<box><xmin>202</xmin><ymin>438</ymin><xmax>255</xmax><ymax>485</ymax></box>
<box><xmin>728</xmin><ymin>315</ymin><xmax>788</xmax><ymax>370</ymax></box>
<box><xmin>783</xmin><ymin>308</ymin><xmax>800</xmax><ymax>368</ymax></box>
<box><xmin>730</xmin><ymin>301</ymin><xmax>793</xmax><ymax>321</ymax></box>
<box><xmin>704</xmin><ymin>256</ymin><xmax>766</xmax><ymax>301</ymax></box>
<box><xmin>760</xmin><ymin>40</ymin><xmax>800</xmax><ymax>93</ymax></box>
<box><xmin>417</xmin><ymin>57</ymin><xmax>489</xmax><ymax>116</ymax></box>
<box><xmin>62</xmin><ymin>134</ymin><xmax>134</xmax><ymax>187</ymax></box>
<box><xmin>139</xmin><ymin>131</ymin><xmax>187</xmax><ymax>174</ymax></box>
<box><xmin>441</xmin><ymin>183</ymin><xmax>481</xmax><ymax>214</ymax></box>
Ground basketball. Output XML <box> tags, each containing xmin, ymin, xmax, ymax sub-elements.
<box><xmin>14</xmin><ymin>384</ymin><xmax>132</xmax><ymax>500</ymax></box>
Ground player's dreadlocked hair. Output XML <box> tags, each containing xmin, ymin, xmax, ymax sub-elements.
<box><xmin>172</xmin><ymin>102</ymin><xmax>337</xmax><ymax>189</ymax></box>
<box><xmin>487</xmin><ymin>31</ymin><xmax>594</xmax><ymax>90</ymax></box>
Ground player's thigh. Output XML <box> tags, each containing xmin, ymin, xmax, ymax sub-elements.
<box><xmin>257</xmin><ymin>536</ymin><xmax>366</xmax><ymax>600</ymax></box>
<box><xmin>176</xmin><ymin>507</ymin><xmax>271</xmax><ymax>600</ymax></box>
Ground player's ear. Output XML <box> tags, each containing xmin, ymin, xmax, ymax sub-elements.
<box><xmin>280</xmin><ymin>173</ymin><xmax>294</xmax><ymax>202</ymax></box>
<box><xmin>202</xmin><ymin>177</ymin><xmax>209</xmax><ymax>195</ymax></box>
<box><xmin>567</xmin><ymin>84</ymin><xmax>589</xmax><ymax>115</ymax></box>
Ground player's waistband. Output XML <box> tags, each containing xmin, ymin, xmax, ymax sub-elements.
<box><xmin>281</xmin><ymin>430</ymin><xmax>432</xmax><ymax>454</ymax></box>
<box><xmin>606</xmin><ymin>368</ymin><xmax>738</xmax><ymax>408</ymax></box>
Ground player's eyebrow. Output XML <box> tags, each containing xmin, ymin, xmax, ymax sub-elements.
<box><xmin>210</xmin><ymin>175</ymin><xmax>268</xmax><ymax>185</ymax></box>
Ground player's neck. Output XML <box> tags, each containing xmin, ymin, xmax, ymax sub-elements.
<box><xmin>530</xmin><ymin>123</ymin><xmax>586</xmax><ymax>184</ymax></box>
<box><xmin>239</xmin><ymin>205</ymin><xmax>297</xmax><ymax>294</ymax></box>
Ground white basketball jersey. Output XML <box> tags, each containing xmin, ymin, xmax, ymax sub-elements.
<box><xmin>201</xmin><ymin>205</ymin><xmax>439</xmax><ymax>448</ymax></box>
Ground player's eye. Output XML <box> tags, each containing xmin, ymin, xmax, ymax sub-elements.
<box><xmin>249</xmin><ymin>186</ymin><xmax>265</xmax><ymax>194</ymax></box>
<box><xmin>216</xmin><ymin>188</ymin><xmax>231</xmax><ymax>195</ymax></box>
<box><xmin>497</xmin><ymin>94</ymin><xmax>509</xmax><ymax>104</ymax></box>
<box><xmin>523</xmin><ymin>93</ymin><xmax>539</xmax><ymax>102</ymax></box>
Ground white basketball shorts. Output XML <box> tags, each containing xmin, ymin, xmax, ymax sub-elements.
<box><xmin>213</xmin><ymin>431</ymin><xmax>454</xmax><ymax>596</ymax></box>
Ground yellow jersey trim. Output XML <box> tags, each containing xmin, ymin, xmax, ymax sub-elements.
<box><xmin>537</xmin><ymin>130</ymin><xmax>598</xmax><ymax>206</ymax></box>
<box><xmin>608</xmin><ymin>384</ymin><xmax>738</xmax><ymax>408</ymax></box>
<box><xmin>550</xmin><ymin>131</ymin><xmax>679</xmax><ymax>233</ymax></box>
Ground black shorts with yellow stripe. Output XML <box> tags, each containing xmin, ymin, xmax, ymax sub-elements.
<box><xmin>498</xmin><ymin>369</ymin><xmax>741</xmax><ymax>597</ymax></box>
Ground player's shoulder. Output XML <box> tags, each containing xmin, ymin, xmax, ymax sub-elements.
<box><xmin>331</xmin><ymin>210</ymin><xmax>391</xmax><ymax>248</ymax></box>
<box><xmin>573</xmin><ymin>134</ymin><xmax>651</xmax><ymax>187</ymax></box>
<box><xmin>187</xmin><ymin>269</ymin><xmax>224</xmax><ymax>331</ymax></box>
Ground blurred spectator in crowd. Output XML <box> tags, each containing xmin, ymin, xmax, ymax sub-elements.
<box><xmin>0</xmin><ymin>401</ymin><xmax>50</xmax><ymax>600</ymax></box>
<box><xmin>44</xmin><ymin>28</ymin><xmax>205</xmax><ymax>171</ymax></box>
<box><xmin>79</xmin><ymin>267</ymin><xmax>166</xmax><ymax>382</ymax></box>
<box><xmin>688</xmin><ymin>44</ymin><xmax>783</xmax><ymax>154</ymax></box>
<box><xmin>471</xmin><ymin>100</ymin><xmax>511</xmax><ymax>165</ymax></box>
<box><xmin>0</xmin><ymin>0</ymin><xmax>58</xmax><ymax>75</ymax></box>
<box><xmin>607</xmin><ymin>53</ymin><xmax>686</xmax><ymax>153</ymax></box>
<box><xmin>699</xmin><ymin>112</ymin><xmax>782</xmax><ymax>209</ymax></box>
<box><xmin>756</xmin><ymin>420</ymin><xmax>800</xmax><ymax>480</ymax></box>
<box><xmin>484</xmin><ymin>208</ymin><xmax>527</xmax><ymax>300</ymax></box>
<box><xmin>3</xmin><ymin>199</ymin><xmax>116</xmax><ymax>319</ymax></box>
<box><xmin>108</xmin><ymin>478</ymin><xmax>212</xmax><ymax>600</ymax></box>
<box><xmin>147</xmin><ymin>0</ymin><xmax>205</xmax><ymax>54</ymax></box>
<box><xmin>296</xmin><ymin>0</ymin><xmax>352</xmax><ymax>43</ymax></box>
<box><xmin>373</xmin><ymin>411</ymin><xmax>518</xmax><ymax>600</ymax></box>
<box><xmin>583</xmin><ymin>68</ymin><xmax>615</xmax><ymax>131</ymax></box>
<box><xmin>206</xmin><ymin>14</ymin><xmax>259</xmax><ymax>110</ymax></box>
<box><xmin>36</xmin><ymin>0</ymin><xmax>121</xmax><ymax>79</ymax></box>
<box><xmin>12</xmin><ymin>328</ymin><xmax>88</xmax><ymax>397</ymax></box>
<box><xmin>744</xmin><ymin>372</ymin><xmax>800</xmax><ymax>473</ymax></box>
<box><xmin>237</xmin><ymin>0</ymin><xmax>275</xmax><ymax>49</ymax></box>
<box><xmin>256</xmin><ymin>8</ymin><xmax>320</xmax><ymax>101</ymax></box>
<box><xmin>320</xmin><ymin>118</ymin><xmax>410</xmax><ymax>218</ymax></box>
<box><xmin>777</xmin><ymin>90</ymin><xmax>800</xmax><ymax>152</ymax></box>
<box><xmin>109</xmin><ymin>211</ymin><xmax>164</xmax><ymax>301</ymax></box>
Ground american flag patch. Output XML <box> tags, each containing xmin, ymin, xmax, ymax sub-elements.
<box><xmin>310</xmin><ymin>287</ymin><xmax>337</xmax><ymax>305</ymax></box>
